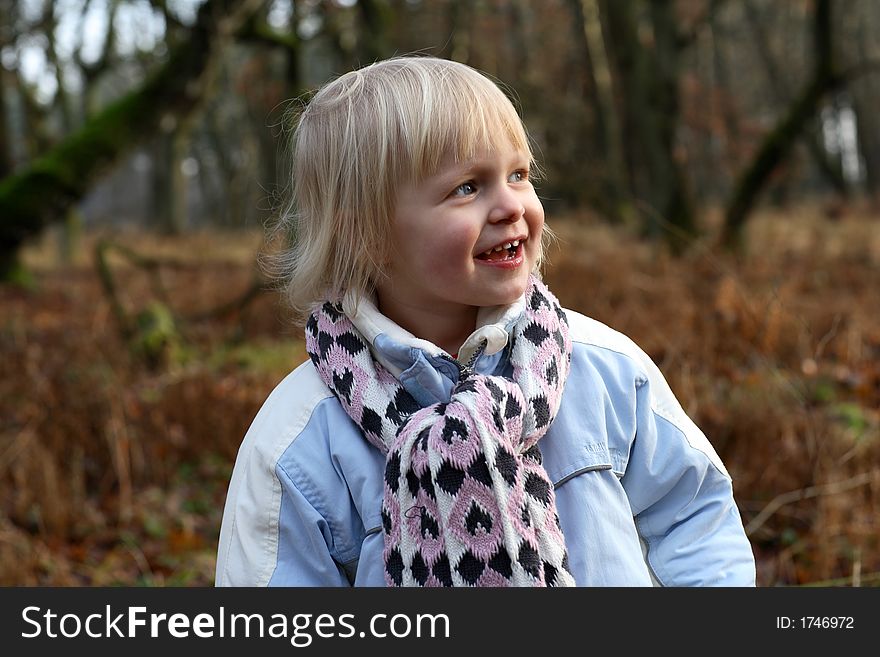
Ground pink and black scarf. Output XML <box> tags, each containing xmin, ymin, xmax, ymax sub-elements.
<box><xmin>305</xmin><ymin>275</ymin><xmax>575</xmax><ymax>587</ymax></box>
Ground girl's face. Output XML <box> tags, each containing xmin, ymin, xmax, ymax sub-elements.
<box><xmin>377</xmin><ymin>144</ymin><xmax>544</xmax><ymax>329</ymax></box>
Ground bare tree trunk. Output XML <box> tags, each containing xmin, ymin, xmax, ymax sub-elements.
<box><xmin>850</xmin><ymin>3</ymin><xmax>880</xmax><ymax>201</ymax></box>
<box><xmin>709</xmin><ymin>10</ymin><xmax>742</xmax><ymax>179</ymax></box>
<box><xmin>44</xmin><ymin>2</ymin><xmax>74</xmax><ymax>135</ymax></box>
<box><xmin>852</xmin><ymin>83</ymin><xmax>880</xmax><ymax>201</ymax></box>
<box><xmin>169</xmin><ymin>128</ymin><xmax>191</xmax><ymax>234</ymax></box>
<box><xmin>742</xmin><ymin>0</ymin><xmax>847</xmax><ymax>197</ymax></box>
<box><xmin>722</xmin><ymin>0</ymin><xmax>838</xmax><ymax>249</ymax></box>
<box><xmin>0</xmin><ymin>70</ymin><xmax>12</xmax><ymax>180</ymax></box>
<box><xmin>565</xmin><ymin>0</ymin><xmax>628</xmax><ymax>219</ymax></box>
<box><xmin>707</xmin><ymin>8</ymin><xmax>742</xmax><ymax>198</ymax></box>
<box><xmin>14</xmin><ymin>69</ymin><xmax>54</xmax><ymax>160</ymax></box>
<box><xmin>151</xmin><ymin>131</ymin><xmax>174</xmax><ymax>232</ymax></box>
<box><xmin>648</xmin><ymin>0</ymin><xmax>696</xmax><ymax>246</ymax></box>
<box><xmin>357</xmin><ymin>0</ymin><xmax>393</xmax><ymax>64</ymax></box>
<box><xmin>445</xmin><ymin>0</ymin><xmax>474</xmax><ymax>65</ymax></box>
<box><xmin>599</xmin><ymin>0</ymin><xmax>696</xmax><ymax>250</ymax></box>
<box><xmin>0</xmin><ymin>0</ymin><xmax>10</xmax><ymax>180</ymax></box>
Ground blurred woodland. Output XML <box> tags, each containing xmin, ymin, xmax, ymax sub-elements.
<box><xmin>1</xmin><ymin>0</ymin><xmax>879</xmax><ymax>586</ymax></box>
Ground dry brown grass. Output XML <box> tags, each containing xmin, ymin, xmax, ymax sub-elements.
<box><xmin>545</xmin><ymin>204</ymin><xmax>880</xmax><ymax>586</ymax></box>
<box><xmin>1</xmin><ymin>206</ymin><xmax>878</xmax><ymax>586</ymax></box>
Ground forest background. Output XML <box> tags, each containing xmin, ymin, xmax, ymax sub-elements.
<box><xmin>1</xmin><ymin>0</ymin><xmax>878</xmax><ymax>587</ymax></box>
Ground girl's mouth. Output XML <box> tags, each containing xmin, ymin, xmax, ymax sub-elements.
<box><xmin>475</xmin><ymin>239</ymin><xmax>524</xmax><ymax>269</ymax></box>
<box><xmin>475</xmin><ymin>239</ymin><xmax>522</xmax><ymax>262</ymax></box>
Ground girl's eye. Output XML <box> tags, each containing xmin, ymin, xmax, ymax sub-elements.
<box><xmin>452</xmin><ymin>181</ymin><xmax>477</xmax><ymax>197</ymax></box>
<box><xmin>509</xmin><ymin>169</ymin><xmax>528</xmax><ymax>183</ymax></box>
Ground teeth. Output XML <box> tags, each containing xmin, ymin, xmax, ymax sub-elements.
<box><xmin>481</xmin><ymin>239</ymin><xmax>522</xmax><ymax>257</ymax></box>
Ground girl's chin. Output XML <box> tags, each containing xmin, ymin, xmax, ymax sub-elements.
<box><xmin>485</xmin><ymin>276</ymin><xmax>531</xmax><ymax>306</ymax></box>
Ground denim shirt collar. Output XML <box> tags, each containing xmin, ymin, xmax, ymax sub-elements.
<box><xmin>341</xmin><ymin>293</ymin><xmax>525</xmax><ymax>405</ymax></box>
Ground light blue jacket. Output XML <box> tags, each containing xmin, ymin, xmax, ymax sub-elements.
<box><xmin>215</xmin><ymin>294</ymin><xmax>756</xmax><ymax>587</ymax></box>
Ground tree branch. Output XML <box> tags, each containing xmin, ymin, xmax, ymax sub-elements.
<box><xmin>721</xmin><ymin>0</ymin><xmax>836</xmax><ymax>248</ymax></box>
<box><xmin>76</xmin><ymin>0</ymin><xmax>120</xmax><ymax>87</ymax></box>
<box><xmin>0</xmin><ymin>0</ymin><xmax>263</xmax><ymax>277</ymax></box>
<box><xmin>745</xmin><ymin>470</ymin><xmax>878</xmax><ymax>536</ymax></box>
<box><xmin>839</xmin><ymin>58</ymin><xmax>880</xmax><ymax>84</ymax></box>
<box><xmin>148</xmin><ymin>0</ymin><xmax>187</xmax><ymax>32</ymax></box>
<box><xmin>237</xmin><ymin>16</ymin><xmax>301</xmax><ymax>52</ymax></box>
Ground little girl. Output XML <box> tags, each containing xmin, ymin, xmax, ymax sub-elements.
<box><xmin>215</xmin><ymin>56</ymin><xmax>756</xmax><ymax>587</ymax></box>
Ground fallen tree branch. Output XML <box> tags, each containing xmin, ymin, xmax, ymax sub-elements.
<box><xmin>94</xmin><ymin>239</ymin><xmax>135</xmax><ymax>340</ymax></box>
<box><xmin>745</xmin><ymin>470</ymin><xmax>878</xmax><ymax>537</ymax></box>
<box><xmin>185</xmin><ymin>277</ymin><xmax>267</xmax><ymax>323</ymax></box>
<box><xmin>94</xmin><ymin>238</ymin><xmax>269</xmax><ymax>344</ymax></box>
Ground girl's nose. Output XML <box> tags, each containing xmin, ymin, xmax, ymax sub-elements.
<box><xmin>488</xmin><ymin>187</ymin><xmax>525</xmax><ymax>224</ymax></box>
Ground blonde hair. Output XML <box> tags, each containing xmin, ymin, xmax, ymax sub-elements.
<box><xmin>269</xmin><ymin>55</ymin><xmax>549</xmax><ymax>322</ymax></box>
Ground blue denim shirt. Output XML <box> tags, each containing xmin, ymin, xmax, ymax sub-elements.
<box><xmin>215</xmin><ymin>297</ymin><xmax>756</xmax><ymax>587</ymax></box>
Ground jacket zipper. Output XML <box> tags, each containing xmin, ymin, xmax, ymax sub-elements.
<box><xmin>440</xmin><ymin>338</ymin><xmax>488</xmax><ymax>381</ymax></box>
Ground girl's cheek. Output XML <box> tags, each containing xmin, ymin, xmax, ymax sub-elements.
<box><xmin>413</xmin><ymin>238</ymin><xmax>462</xmax><ymax>277</ymax></box>
<box><xmin>529</xmin><ymin>205</ymin><xmax>545</xmax><ymax>233</ymax></box>
<box><xmin>438</xmin><ymin>227</ymin><xmax>477</xmax><ymax>259</ymax></box>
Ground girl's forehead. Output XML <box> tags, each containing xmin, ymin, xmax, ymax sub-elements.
<box><xmin>434</xmin><ymin>144</ymin><xmax>529</xmax><ymax>174</ymax></box>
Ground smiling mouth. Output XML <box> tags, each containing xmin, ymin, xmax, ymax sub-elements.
<box><xmin>475</xmin><ymin>239</ymin><xmax>522</xmax><ymax>262</ymax></box>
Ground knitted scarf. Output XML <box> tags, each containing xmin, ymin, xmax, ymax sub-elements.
<box><xmin>305</xmin><ymin>276</ymin><xmax>575</xmax><ymax>587</ymax></box>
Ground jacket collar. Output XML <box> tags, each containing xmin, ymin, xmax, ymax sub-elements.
<box><xmin>341</xmin><ymin>292</ymin><xmax>526</xmax><ymax>378</ymax></box>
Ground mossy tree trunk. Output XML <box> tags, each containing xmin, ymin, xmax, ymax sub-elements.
<box><xmin>0</xmin><ymin>0</ymin><xmax>260</xmax><ymax>280</ymax></box>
